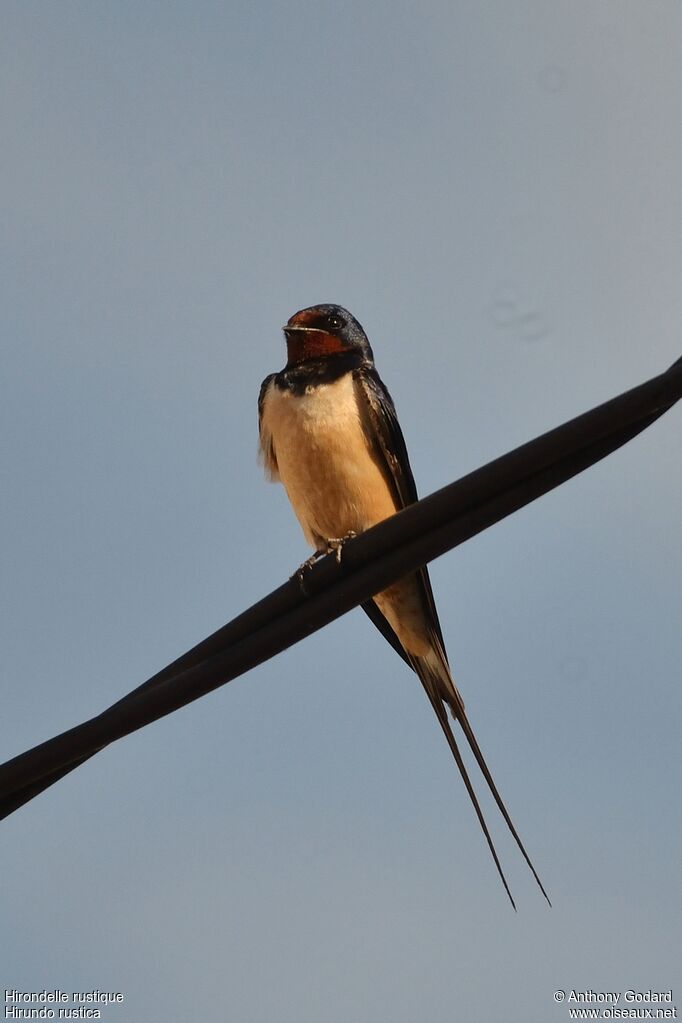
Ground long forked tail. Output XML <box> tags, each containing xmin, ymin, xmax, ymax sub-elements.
<box><xmin>413</xmin><ymin>651</ymin><xmax>551</xmax><ymax>909</ymax></box>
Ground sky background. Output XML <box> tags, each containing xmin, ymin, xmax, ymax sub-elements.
<box><xmin>2</xmin><ymin>2</ymin><xmax>680</xmax><ymax>1021</ymax></box>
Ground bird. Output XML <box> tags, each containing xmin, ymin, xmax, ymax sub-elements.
<box><xmin>258</xmin><ymin>302</ymin><xmax>549</xmax><ymax>907</ymax></box>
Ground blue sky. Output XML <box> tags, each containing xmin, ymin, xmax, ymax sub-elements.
<box><xmin>2</xmin><ymin>3</ymin><xmax>680</xmax><ymax>1021</ymax></box>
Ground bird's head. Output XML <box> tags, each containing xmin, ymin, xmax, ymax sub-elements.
<box><xmin>283</xmin><ymin>304</ymin><xmax>373</xmax><ymax>366</ymax></box>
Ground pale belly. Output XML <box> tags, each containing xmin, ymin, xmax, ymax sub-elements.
<box><xmin>261</xmin><ymin>373</ymin><xmax>435</xmax><ymax>656</ymax></box>
<box><xmin>261</xmin><ymin>373</ymin><xmax>398</xmax><ymax>549</ymax></box>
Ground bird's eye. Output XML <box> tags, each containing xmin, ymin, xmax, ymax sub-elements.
<box><xmin>329</xmin><ymin>316</ymin><xmax>343</xmax><ymax>330</ymax></box>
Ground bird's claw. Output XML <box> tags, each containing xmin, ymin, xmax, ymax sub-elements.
<box><xmin>326</xmin><ymin>531</ymin><xmax>358</xmax><ymax>564</ymax></box>
<box><xmin>292</xmin><ymin>551</ymin><xmax>325</xmax><ymax>591</ymax></box>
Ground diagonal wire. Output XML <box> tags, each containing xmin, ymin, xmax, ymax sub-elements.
<box><xmin>1</xmin><ymin>355</ymin><xmax>680</xmax><ymax>820</ymax></box>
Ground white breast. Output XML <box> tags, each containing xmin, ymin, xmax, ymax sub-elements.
<box><xmin>260</xmin><ymin>374</ymin><xmax>398</xmax><ymax>549</ymax></box>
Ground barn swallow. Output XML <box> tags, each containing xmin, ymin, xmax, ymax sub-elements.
<box><xmin>258</xmin><ymin>303</ymin><xmax>549</xmax><ymax>907</ymax></box>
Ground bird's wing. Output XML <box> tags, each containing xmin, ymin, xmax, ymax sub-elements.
<box><xmin>258</xmin><ymin>373</ymin><xmax>279</xmax><ymax>480</ymax></box>
<box><xmin>354</xmin><ymin>366</ymin><xmax>448</xmax><ymax>656</ymax></box>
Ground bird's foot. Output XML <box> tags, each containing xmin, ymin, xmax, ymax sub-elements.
<box><xmin>292</xmin><ymin>532</ymin><xmax>358</xmax><ymax>595</ymax></box>
<box><xmin>292</xmin><ymin>550</ymin><xmax>326</xmax><ymax>589</ymax></box>
<box><xmin>326</xmin><ymin>531</ymin><xmax>358</xmax><ymax>564</ymax></box>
